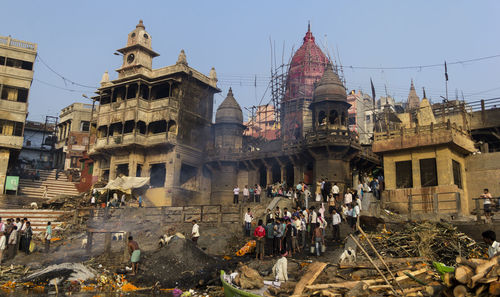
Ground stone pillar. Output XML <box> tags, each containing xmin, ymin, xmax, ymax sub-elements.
<box><xmin>293</xmin><ymin>165</ymin><xmax>303</xmax><ymax>185</ymax></box>
<box><xmin>109</xmin><ymin>156</ymin><xmax>117</xmax><ymax>180</ymax></box>
<box><xmin>314</xmin><ymin>158</ymin><xmax>350</xmax><ymax>189</ymax></box>
<box><xmin>266</xmin><ymin>166</ymin><xmax>272</xmax><ymax>185</ymax></box>
<box><xmin>210</xmin><ymin>162</ymin><xmax>238</xmax><ymax>205</ymax></box>
<box><xmin>0</xmin><ymin>149</ymin><xmax>10</xmax><ymax>194</ymax></box>
<box><xmin>280</xmin><ymin>166</ymin><xmax>286</xmax><ymax>183</ymax></box>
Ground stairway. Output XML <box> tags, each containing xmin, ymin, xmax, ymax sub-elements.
<box><xmin>0</xmin><ymin>209</ymin><xmax>70</xmax><ymax>234</ymax></box>
<box><xmin>18</xmin><ymin>169</ymin><xmax>80</xmax><ymax>199</ymax></box>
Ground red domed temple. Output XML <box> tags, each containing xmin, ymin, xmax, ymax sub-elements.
<box><xmin>282</xmin><ymin>24</ymin><xmax>329</xmax><ymax>142</ymax></box>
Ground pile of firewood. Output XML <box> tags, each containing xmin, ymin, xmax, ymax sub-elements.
<box><xmin>362</xmin><ymin>222</ymin><xmax>485</xmax><ymax>266</ymax></box>
<box><xmin>437</xmin><ymin>255</ymin><xmax>499</xmax><ymax>296</ymax></box>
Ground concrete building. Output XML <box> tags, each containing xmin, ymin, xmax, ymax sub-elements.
<box><xmin>347</xmin><ymin>90</ymin><xmax>375</xmax><ymax>145</ymax></box>
<box><xmin>55</xmin><ymin>103</ymin><xmax>94</xmax><ymax>170</ymax></box>
<box><xmin>88</xmin><ymin>20</ymin><xmax>219</xmax><ymax>205</ymax></box>
<box><xmin>19</xmin><ymin>121</ymin><xmax>55</xmax><ymax>169</ymax></box>
<box><xmin>0</xmin><ymin>35</ymin><xmax>37</xmax><ymax>192</ymax></box>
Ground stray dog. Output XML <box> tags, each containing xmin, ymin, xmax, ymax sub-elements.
<box><xmin>81</xmin><ymin>237</ymin><xmax>88</xmax><ymax>249</ymax></box>
<box><xmin>339</xmin><ymin>247</ymin><xmax>357</xmax><ymax>264</ymax></box>
<box><xmin>30</xmin><ymin>202</ymin><xmax>38</xmax><ymax>209</ymax></box>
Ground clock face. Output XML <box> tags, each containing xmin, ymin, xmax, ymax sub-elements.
<box><xmin>127</xmin><ymin>53</ymin><xmax>135</xmax><ymax>64</ymax></box>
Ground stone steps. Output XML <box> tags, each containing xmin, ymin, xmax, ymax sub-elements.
<box><xmin>18</xmin><ymin>169</ymin><xmax>79</xmax><ymax>199</ymax></box>
<box><xmin>0</xmin><ymin>209</ymin><xmax>70</xmax><ymax>234</ymax></box>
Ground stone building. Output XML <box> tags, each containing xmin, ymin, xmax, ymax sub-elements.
<box><xmin>55</xmin><ymin>103</ymin><xmax>94</xmax><ymax>170</ymax></box>
<box><xmin>86</xmin><ymin>22</ymin><xmax>379</xmax><ymax>206</ymax></box>
<box><xmin>373</xmin><ymin>85</ymin><xmax>476</xmax><ymax>216</ymax></box>
<box><xmin>88</xmin><ymin>21</ymin><xmax>219</xmax><ymax>206</ymax></box>
<box><xmin>0</xmin><ymin>36</ymin><xmax>37</xmax><ymax>193</ymax></box>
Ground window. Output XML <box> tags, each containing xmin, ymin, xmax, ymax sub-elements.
<box><xmin>150</xmin><ymin>163</ymin><xmax>166</xmax><ymax>188</ymax></box>
<box><xmin>395</xmin><ymin>160</ymin><xmax>413</xmax><ymax>188</ymax></box>
<box><xmin>82</xmin><ymin>137</ymin><xmax>89</xmax><ymax>145</ymax></box>
<box><xmin>452</xmin><ymin>160</ymin><xmax>462</xmax><ymax>189</ymax></box>
<box><xmin>420</xmin><ymin>158</ymin><xmax>438</xmax><ymax>187</ymax></box>
<box><xmin>70</xmin><ymin>156</ymin><xmax>79</xmax><ymax>168</ymax></box>
<box><xmin>80</xmin><ymin>121</ymin><xmax>90</xmax><ymax>132</ymax></box>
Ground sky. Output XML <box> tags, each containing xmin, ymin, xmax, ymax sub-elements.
<box><xmin>1</xmin><ymin>0</ymin><xmax>500</xmax><ymax>122</ymax></box>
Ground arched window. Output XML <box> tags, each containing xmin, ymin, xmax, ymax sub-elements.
<box><xmin>318</xmin><ymin>111</ymin><xmax>326</xmax><ymax>126</ymax></box>
<box><xmin>329</xmin><ymin>110</ymin><xmax>338</xmax><ymax>125</ymax></box>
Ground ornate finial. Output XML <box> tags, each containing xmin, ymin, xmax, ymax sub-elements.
<box><xmin>410</xmin><ymin>79</ymin><xmax>415</xmax><ymax>89</ymax></box>
<box><xmin>308</xmin><ymin>21</ymin><xmax>311</xmax><ymax>32</ymax></box>
<box><xmin>176</xmin><ymin>49</ymin><xmax>187</xmax><ymax>65</ymax></box>
<box><xmin>136</xmin><ymin>20</ymin><xmax>145</xmax><ymax>29</ymax></box>
<box><xmin>422</xmin><ymin>87</ymin><xmax>427</xmax><ymax>99</ymax></box>
<box><xmin>228</xmin><ymin>87</ymin><xmax>233</xmax><ymax>96</ymax></box>
<box><xmin>209</xmin><ymin>67</ymin><xmax>218</xmax><ymax>82</ymax></box>
<box><xmin>100</xmin><ymin>70</ymin><xmax>110</xmax><ymax>86</ymax></box>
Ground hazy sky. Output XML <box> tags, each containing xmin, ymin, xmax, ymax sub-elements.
<box><xmin>2</xmin><ymin>0</ymin><xmax>500</xmax><ymax>122</ymax></box>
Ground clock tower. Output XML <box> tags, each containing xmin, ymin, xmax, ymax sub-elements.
<box><xmin>116</xmin><ymin>20</ymin><xmax>159</xmax><ymax>78</ymax></box>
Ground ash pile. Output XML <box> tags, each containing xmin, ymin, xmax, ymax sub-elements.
<box><xmin>136</xmin><ymin>235</ymin><xmax>228</xmax><ymax>288</ymax></box>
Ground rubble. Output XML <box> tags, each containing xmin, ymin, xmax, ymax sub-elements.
<box><xmin>21</xmin><ymin>262</ymin><xmax>96</xmax><ymax>284</ymax></box>
<box><xmin>135</xmin><ymin>236</ymin><xmax>228</xmax><ymax>288</ymax></box>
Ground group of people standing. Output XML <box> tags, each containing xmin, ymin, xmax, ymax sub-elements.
<box><xmin>233</xmin><ymin>184</ymin><xmax>262</xmax><ymax>204</ymax></box>
<box><xmin>0</xmin><ymin>217</ymin><xmax>47</xmax><ymax>264</ymax></box>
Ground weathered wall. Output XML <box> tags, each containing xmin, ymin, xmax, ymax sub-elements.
<box><xmin>466</xmin><ymin>152</ymin><xmax>500</xmax><ymax>203</ymax></box>
<box><xmin>382</xmin><ymin>146</ymin><xmax>470</xmax><ymax>214</ymax></box>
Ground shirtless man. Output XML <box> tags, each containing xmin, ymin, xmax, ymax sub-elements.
<box><xmin>128</xmin><ymin>236</ymin><xmax>141</xmax><ymax>275</ymax></box>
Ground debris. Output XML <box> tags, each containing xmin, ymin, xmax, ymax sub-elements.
<box><xmin>233</xmin><ymin>264</ymin><xmax>263</xmax><ymax>289</ymax></box>
<box><xmin>21</xmin><ymin>263</ymin><xmax>96</xmax><ymax>285</ymax></box>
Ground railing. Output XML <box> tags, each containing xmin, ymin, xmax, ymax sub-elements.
<box><xmin>374</xmin><ymin>121</ymin><xmax>470</xmax><ymax>142</ymax></box>
<box><xmin>381</xmin><ymin>191</ymin><xmax>461</xmax><ymax>219</ymax></box>
<box><xmin>472</xmin><ymin>197</ymin><xmax>499</xmax><ymax>221</ymax></box>
<box><xmin>0</xmin><ymin>36</ymin><xmax>37</xmax><ymax>51</ymax></box>
<box><xmin>467</xmin><ymin>97</ymin><xmax>500</xmax><ymax>112</ymax></box>
<box><xmin>74</xmin><ymin>204</ymin><xmax>241</xmax><ymax>227</ymax></box>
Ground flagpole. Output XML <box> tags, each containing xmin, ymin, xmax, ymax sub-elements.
<box><xmin>444</xmin><ymin>61</ymin><xmax>449</xmax><ymax>101</ymax></box>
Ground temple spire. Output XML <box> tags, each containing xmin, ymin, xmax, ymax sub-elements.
<box><xmin>308</xmin><ymin>21</ymin><xmax>310</xmax><ymax>32</ymax></box>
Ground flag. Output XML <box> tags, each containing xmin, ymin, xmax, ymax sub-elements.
<box><xmin>370</xmin><ymin>78</ymin><xmax>376</xmax><ymax>106</ymax></box>
<box><xmin>444</xmin><ymin>61</ymin><xmax>448</xmax><ymax>81</ymax></box>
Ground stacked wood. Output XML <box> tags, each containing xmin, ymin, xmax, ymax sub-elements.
<box><xmin>361</xmin><ymin>222</ymin><xmax>484</xmax><ymax>266</ymax></box>
<box><xmin>440</xmin><ymin>255</ymin><xmax>500</xmax><ymax>296</ymax></box>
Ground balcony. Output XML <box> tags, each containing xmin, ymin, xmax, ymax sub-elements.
<box><xmin>0</xmin><ymin>135</ymin><xmax>23</xmax><ymax>149</ymax></box>
<box><xmin>0</xmin><ymin>65</ymin><xmax>34</xmax><ymax>80</ymax></box>
<box><xmin>373</xmin><ymin>122</ymin><xmax>475</xmax><ymax>154</ymax></box>
<box><xmin>0</xmin><ymin>36</ymin><xmax>37</xmax><ymax>51</ymax></box>
<box><xmin>90</xmin><ymin>132</ymin><xmax>176</xmax><ymax>153</ymax></box>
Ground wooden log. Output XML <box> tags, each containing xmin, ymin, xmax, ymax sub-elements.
<box><xmin>443</xmin><ymin>272</ymin><xmax>454</xmax><ymax>287</ymax></box>
<box><xmin>489</xmin><ymin>281</ymin><xmax>500</xmax><ymax>296</ymax></box>
<box><xmin>338</xmin><ymin>257</ymin><xmax>428</xmax><ymax>269</ymax></box>
<box><xmin>345</xmin><ymin>281</ymin><xmax>369</xmax><ymax>297</ymax></box>
<box><xmin>321</xmin><ymin>290</ymin><xmax>342</xmax><ymax>297</ymax></box>
<box><xmin>474</xmin><ymin>284</ymin><xmax>488</xmax><ymax>296</ymax></box>
<box><xmin>455</xmin><ymin>257</ymin><xmax>486</xmax><ymax>269</ymax></box>
<box><xmin>306</xmin><ymin>268</ymin><xmax>429</xmax><ymax>290</ymax></box>
<box><xmin>426</xmin><ymin>284</ymin><xmax>446</xmax><ymax>297</ymax></box>
<box><xmin>469</xmin><ymin>256</ymin><xmax>500</xmax><ymax>288</ymax></box>
<box><xmin>291</xmin><ymin>261</ymin><xmax>327</xmax><ymax>297</ymax></box>
<box><xmin>452</xmin><ymin>285</ymin><xmax>467</xmax><ymax>297</ymax></box>
<box><xmin>349</xmin><ymin>234</ymin><xmax>398</xmax><ymax>296</ymax></box>
<box><xmin>454</xmin><ymin>265</ymin><xmax>474</xmax><ymax>284</ymax></box>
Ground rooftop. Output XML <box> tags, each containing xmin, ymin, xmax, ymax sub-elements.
<box><xmin>0</xmin><ymin>36</ymin><xmax>37</xmax><ymax>52</ymax></box>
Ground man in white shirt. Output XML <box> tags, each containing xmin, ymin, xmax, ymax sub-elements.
<box><xmin>233</xmin><ymin>186</ymin><xmax>240</xmax><ymax>204</ymax></box>
<box><xmin>332</xmin><ymin>183</ymin><xmax>340</xmax><ymax>201</ymax></box>
<box><xmin>191</xmin><ymin>220</ymin><xmax>200</xmax><ymax>245</ymax></box>
<box><xmin>272</xmin><ymin>250</ymin><xmax>288</xmax><ymax>282</ymax></box>
<box><xmin>344</xmin><ymin>190</ymin><xmax>353</xmax><ymax>206</ymax></box>
<box><xmin>309</xmin><ymin>207</ymin><xmax>318</xmax><ymax>224</ymax></box>
<box><xmin>7</xmin><ymin>226</ymin><xmax>17</xmax><ymax>259</ymax></box>
<box><xmin>331</xmin><ymin>209</ymin><xmax>341</xmax><ymax>242</ymax></box>
<box><xmin>243</xmin><ymin>186</ymin><xmax>249</xmax><ymax>202</ymax></box>
<box><xmin>283</xmin><ymin>208</ymin><xmax>291</xmax><ymax>219</ymax></box>
<box><xmin>482</xmin><ymin>230</ymin><xmax>500</xmax><ymax>258</ymax></box>
<box><xmin>0</xmin><ymin>218</ymin><xmax>4</xmax><ymax>232</ymax></box>
<box><xmin>244</xmin><ymin>208</ymin><xmax>253</xmax><ymax>237</ymax></box>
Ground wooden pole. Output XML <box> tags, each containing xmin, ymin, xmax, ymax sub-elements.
<box><xmin>349</xmin><ymin>234</ymin><xmax>399</xmax><ymax>296</ymax></box>
<box><xmin>356</xmin><ymin>223</ymin><xmax>405</xmax><ymax>294</ymax></box>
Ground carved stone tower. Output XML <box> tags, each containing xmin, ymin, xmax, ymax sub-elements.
<box><xmin>116</xmin><ymin>20</ymin><xmax>159</xmax><ymax>78</ymax></box>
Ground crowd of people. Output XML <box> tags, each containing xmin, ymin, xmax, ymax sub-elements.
<box><xmin>0</xmin><ymin>217</ymin><xmax>51</xmax><ymax>264</ymax></box>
